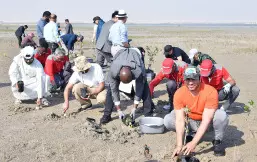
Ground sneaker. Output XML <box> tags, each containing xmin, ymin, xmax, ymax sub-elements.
<box><xmin>15</xmin><ymin>99</ymin><xmax>22</xmax><ymax>105</ymax></box>
<box><xmin>100</xmin><ymin>115</ymin><xmax>112</xmax><ymax>124</ymax></box>
<box><xmin>81</xmin><ymin>103</ymin><xmax>92</xmax><ymax>109</ymax></box>
<box><xmin>41</xmin><ymin>98</ymin><xmax>50</xmax><ymax>106</ymax></box>
<box><xmin>212</xmin><ymin>140</ymin><xmax>226</xmax><ymax>156</ymax></box>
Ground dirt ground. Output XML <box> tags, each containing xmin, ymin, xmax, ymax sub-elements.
<box><xmin>0</xmin><ymin>26</ymin><xmax>257</xmax><ymax>162</ymax></box>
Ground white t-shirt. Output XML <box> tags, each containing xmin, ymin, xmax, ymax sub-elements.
<box><xmin>69</xmin><ymin>63</ymin><xmax>104</xmax><ymax>87</ymax></box>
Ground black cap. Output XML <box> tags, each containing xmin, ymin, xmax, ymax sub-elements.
<box><xmin>164</xmin><ymin>45</ymin><xmax>173</xmax><ymax>55</ymax></box>
<box><xmin>93</xmin><ymin>16</ymin><xmax>101</xmax><ymax>23</ymax></box>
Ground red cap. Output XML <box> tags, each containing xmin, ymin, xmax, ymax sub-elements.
<box><xmin>162</xmin><ymin>58</ymin><xmax>174</xmax><ymax>74</ymax></box>
<box><xmin>200</xmin><ymin>59</ymin><xmax>213</xmax><ymax>77</ymax></box>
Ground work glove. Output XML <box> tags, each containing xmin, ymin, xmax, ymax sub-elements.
<box><xmin>223</xmin><ymin>83</ymin><xmax>231</xmax><ymax>94</ymax></box>
<box><xmin>130</xmin><ymin>108</ymin><xmax>136</xmax><ymax>121</ymax></box>
<box><xmin>117</xmin><ymin>109</ymin><xmax>125</xmax><ymax>119</ymax></box>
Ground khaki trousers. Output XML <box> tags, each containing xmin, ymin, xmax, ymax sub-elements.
<box><xmin>72</xmin><ymin>83</ymin><xmax>106</xmax><ymax>107</ymax></box>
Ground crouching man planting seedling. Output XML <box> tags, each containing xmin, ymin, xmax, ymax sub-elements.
<box><xmin>164</xmin><ymin>66</ymin><xmax>229</xmax><ymax>158</ymax></box>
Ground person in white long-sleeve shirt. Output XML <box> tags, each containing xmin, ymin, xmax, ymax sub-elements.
<box><xmin>9</xmin><ymin>46</ymin><xmax>50</xmax><ymax>106</ymax></box>
<box><xmin>44</xmin><ymin>14</ymin><xmax>60</xmax><ymax>53</ymax></box>
<box><xmin>92</xmin><ymin>24</ymin><xmax>98</xmax><ymax>43</ymax></box>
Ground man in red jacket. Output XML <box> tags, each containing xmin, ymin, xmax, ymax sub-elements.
<box><xmin>44</xmin><ymin>48</ymin><xmax>69</xmax><ymax>90</ymax></box>
<box><xmin>34</xmin><ymin>38</ymin><xmax>52</xmax><ymax>67</ymax></box>
<box><xmin>200</xmin><ymin>59</ymin><xmax>240</xmax><ymax>111</ymax></box>
<box><xmin>149</xmin><ymin>58</ymin><xmax>187</xmax><ymax>111</ymax></box>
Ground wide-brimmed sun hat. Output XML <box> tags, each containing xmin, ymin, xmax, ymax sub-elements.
<box><xmin>72</xmin><ymin>56</ymin><xmax>92</xmax><ymax>72</ymax></box>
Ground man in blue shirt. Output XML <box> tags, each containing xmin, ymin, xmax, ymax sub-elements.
<box><xmin>61</xmin><ymin>34</ymin><xmax>84</xmax><ymax>52</ymax></box>
<box><xmin>36</xmin><ymin>11</ymin><xmax>51</xmax><ymax>38</ymax></box>
<box><xmin>108</xmin><ymin>10</ymin><xmax>129</xmax><ymax>56</ymax></box>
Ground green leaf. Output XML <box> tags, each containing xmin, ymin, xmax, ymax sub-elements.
<box><xmin>248</xmin><ymin>100</ymin><xmax>254</xmax><ymax>106</ymax></box>
<box><xmin>244</xmin><ymin>105</ymin><xmax>251</xmax><ymax>112</ymax></box>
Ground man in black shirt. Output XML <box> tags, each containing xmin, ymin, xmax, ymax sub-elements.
<box><xmin>15</xmin><ymin>25</ymin><xmax>28</xmax><ymax>48</ymax></box>
<box><xmin>163</xmin><ymin>45</ymin><xmax>191</xmax><ymax>64</ymax></box>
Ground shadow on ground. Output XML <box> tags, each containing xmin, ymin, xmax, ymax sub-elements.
<box><xmin>0</xmin><ymin>82</ymin><xmax>11</xmax><ymax>88</ymax></box>
<box><xmin>196</xmin><ymin>125</ymin><xmax>245</xmax><ymax>155</ymax></box>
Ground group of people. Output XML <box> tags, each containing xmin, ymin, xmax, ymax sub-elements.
<box><xmin>10</xmin><ymin>9</ymin><xmax>241</xmax><ymax>158</ymax></box>
<box><xmin>15</xmin><ymin>11</ymin><xmax>84</xmax><ymax>54</ymax></box>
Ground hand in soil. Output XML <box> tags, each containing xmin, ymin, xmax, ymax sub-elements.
<box><xmin>181</xmin><ymin>141</ymin><xmax>196</xmax><ymax>155</ymax></box>
<box><xmin>172</xmin><ymin>146</ymin><xmax>183</xmax><ymax>158</ymax></box>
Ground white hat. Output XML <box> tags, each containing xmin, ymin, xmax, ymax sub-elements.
<box><xmin>117</xmin><ymin>10</ymin><xmax>128</xmax><ymax>18</ymax></box>
<box><xmin>188</xmin><ymin>48</ymin><xmax>198</xmax><ymax>59</ymax></box>
<box><xmin>21</xmin><ymin>46</ymin><xmax>35</xmax><ymax>59</ymax></box>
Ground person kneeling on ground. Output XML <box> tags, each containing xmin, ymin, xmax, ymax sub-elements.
<box><xmin>8</xmin><ymin>46</ymin><xmax>50</xmax><ymax>106</ymax></box>
<box><xmin>21</xmin><ymin>33</ymin><xmax>37</xmax><ymax>48</ymax></box>
<box><xmin>44</xmin><ymin>48</ymin><xmax>69</xmax><ymax>91</ymax></box>
<box><xmin>188</xmin><ymin>48</ymin><xmax>216</xmax><ymax>66</ymax></box>
<box><xmin>200</xmin><ymin>59</ymin><xmax>240</xmax><ymax>111</ymax></box>
<box><xmin>100</xmin><ymin>48</ymin><xmax>155</xmax><ymax>124</ymax></box>
<box><xmin>34</xmin><ymin>38</ymin><xmax>52</xmax><ymax>67</ymax></box>
<box><xmin>60</xmin><ymin>34</ymin><xmax>84</xmax><ymax>54</ymax></box>
<box><xmin>164</xmin><ymin>66</ymin><xmax>229</xmax><ymax>157</ymax></box>
<box><xmin>63</xmin><ymin>56</ymin><xmax>106</xmax><ymax>112</ymax></box>
<box><xmin>163</xmin><ymin>45</ymin><xmax>191</xmax><ymax>64</ymax></box>
<box><xmin>149</xmin><ymin>58</ymin><xmax>187</xmax><ymax>111</ymax></box>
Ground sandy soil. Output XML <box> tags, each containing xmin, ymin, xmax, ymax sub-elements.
<box><xmin>0</xmin><ymin>26</ymin><xmax>257</xmax><ymax>162</ymax></box>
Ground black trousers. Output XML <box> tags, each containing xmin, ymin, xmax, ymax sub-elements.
<box><xmin>16</xmin><ymin>36</ymin><xmax>22</xmax><ymax>48</ymax></box>
<box><xmin>103</xmin><ymin>82</ymin><xmax>155</xmax><ymax>117</ymax></box>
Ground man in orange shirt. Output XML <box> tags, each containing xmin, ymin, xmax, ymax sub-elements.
<box><xmin>149</xmin><ymin>58</ymin><xmax>187</xmax><ymax>111</ymax></box>
<box><xmin>164</xmin><ymin>66</ymin><xmax>228</xmax><ymax>157</ymax></box>
<box><xmin>200</xmin><ymin>59</ymin><xmax>240</xmax><ymax>111</ymax></box>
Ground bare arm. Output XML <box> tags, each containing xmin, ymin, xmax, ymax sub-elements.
<box><xmin>177</xmin><ymin>56</ymin><xmax>183</xmax><ymax>61</ymax></box>
<box><xmin>63</xmin><ymin>83</ymin><xmax>74</xmax><ymax>112</ymax></box>
<box><xmin>175</xmin><ymin>109</ymin><xmax>185</xmax><ymax>147</ymax></box>
<box><xmin>92</xmin><ymin>82</ymin><xmax>105</xmax><ymax>95</ymax></box>
<box><xmin>225</xmin><ymin>76</ymin><xmax>236</xmax><ymax>86</ymax></box>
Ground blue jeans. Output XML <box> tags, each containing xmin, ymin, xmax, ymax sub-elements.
<box><xmin>54</xmin><ymin>71</ymin><xmax>65</xmax><ymax>88</ymax></box>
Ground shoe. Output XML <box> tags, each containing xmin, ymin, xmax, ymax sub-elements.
<box><xmin>212</xmin><ymin>140</ymin><xmax>226</xmax><ymax>156</ymax></box>
<box><xmin>15</xmin><ymin>99</ymin><xmax>22</xmax><ymax>105</ymax></box>
<box><xmin>81</xmin><ymin>103</ymin><xmax>92</xmax><ymax>109</ymax></box>
<box><xmin>100</xmin><ymin>115</ymin><xmax>112</xmax><ymax>124</ymax></box>
<box><xmin>41</xmin><ymin>98</ymin><xmax>50</xmax><ymax>106</ymax></box>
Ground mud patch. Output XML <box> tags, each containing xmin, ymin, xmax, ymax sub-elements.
<box><xmin>8</xmin><ymin>104</ymin><xmax>35</xmax><ymax>113</ymax></box>
<box><xmin>75</xmin><ymin>120</ymin><xmax>141</xmax><ymax>144</ymax></box>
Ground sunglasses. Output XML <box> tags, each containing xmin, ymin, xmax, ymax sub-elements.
<box><xmin>185</xmin><ymin>78</ymin><xmax>197</xmax><ymax>81</ymax></box>
<box><xmin>81</xmin><ymin>69</ymin><xmax>89</xmax><ymax>74</ymax></box>
<box><xmin>24</xmin><ymin>57</ymin><xmax>34</xmax><ymax>64</ymax></box>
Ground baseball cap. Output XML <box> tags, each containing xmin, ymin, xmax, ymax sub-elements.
<box><xmin>22</xmin><ymin>46</ymin><xmax>35</xmax><ymax>59</ymax></box>
<box><xmin>162</xmin><ymin>58</ymin><xmax>175</xmax><ymax>74</ymax></box>
<box><xmin>200</xmin><ymin>59</ymin><xmax>213</xmax><ymax>77</ymax></box>
<box><xmin>188</xmin><ymin>48</ymin><xmax>198</xmax><ymax>59</ymax></box>
<box><xmin>184</xmin><ymin>66</ymin><xmax>200</xmax><ymax>80</ymax></box>
<box><xmin>164</xmin><ymin>45</ymin><xmax>173</xmax><ymax>55</ymax></box>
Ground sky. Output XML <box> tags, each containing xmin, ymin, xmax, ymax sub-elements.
<box><xmin>0</xmin><ymin>0</ymin><xmax>256</xmax><ymax>23</ymax></box>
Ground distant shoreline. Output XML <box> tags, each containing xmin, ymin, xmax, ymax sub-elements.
<box><xmin>1</xmin><ymin>22</ymin><xmax>257</xmax><ymax>28</ymax></box>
